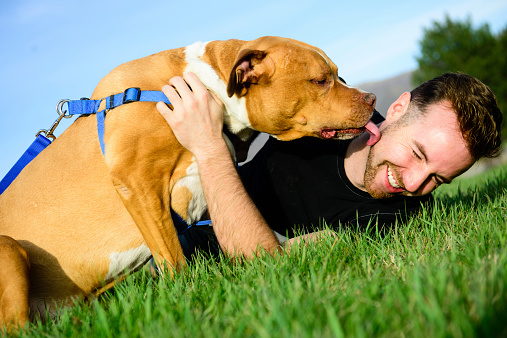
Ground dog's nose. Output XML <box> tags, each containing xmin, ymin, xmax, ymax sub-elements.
<box><xmin>364</xmin><ymin>93</ymin><xmax>376</xmax><ymax>107</ymax></box>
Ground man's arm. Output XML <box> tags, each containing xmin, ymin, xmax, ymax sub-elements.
<box><xmin>156</xmin><ymin>73</ymin><xmax>280</xmax><ymax>258</ymax></box>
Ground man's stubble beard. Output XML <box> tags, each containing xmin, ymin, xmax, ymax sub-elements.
<box><xmin>363</xmin><ymin>120</ymin><xmax>405</xmax><ymax>200</ymax></box>
<box><xmin>363</xmin><ymin>147</ymin><xmax>393</xmax><ymax>199</ymax></box>
<box><xmin>363</xmin><ymin>105</ymin><xmax>421</xmax><ymax>199</ymax></box>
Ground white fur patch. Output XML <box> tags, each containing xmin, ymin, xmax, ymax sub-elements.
<box><xmin>173</xmin><ymin>134</ymin><xmax>236</xmax><ymax>225</ymax></box>
<box><xmin>104</xmin><ymin>244</ymin><xmax>152</xmax><ymax>282</ymax></box>
<box><xmin>173</xmin><ymin>158</ymin><xmax>207</xmax><ymax>224</ymax></box>
<box><xmin>183</xmin><ymin>41</ymin><xmax>252</xmax><ymax>135</ymax></box>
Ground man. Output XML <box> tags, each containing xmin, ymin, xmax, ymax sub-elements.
<box><xmin>156</xmin><ymin>72</ymin><xmax>503</xmax><ymax>259</ymax></box>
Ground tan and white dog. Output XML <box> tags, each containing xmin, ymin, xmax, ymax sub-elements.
<box><xmin>0</xmin><ymin>36</ymin><xmax>377</xmax><ymax>330</ymax></box>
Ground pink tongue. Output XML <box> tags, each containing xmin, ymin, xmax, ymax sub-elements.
<box><xmin>364</xmin><ymin>120</ymin><xmax>381</xmax><ymax>146</ymax></box>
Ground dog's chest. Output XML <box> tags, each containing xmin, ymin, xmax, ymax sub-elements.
<box><xmin>171</xmin><ymin>134</ymin><xmax>236</xmax><ymax>225</ymax></box>
<box><xmin>103</xmin><ymin>244</ymin><xmax>152</xmax><ymax>283</ymax></box>
<box><xmin>171</xmin><ymin>159</ymin><xmax>207</xmax><ymax>224</ymax></box>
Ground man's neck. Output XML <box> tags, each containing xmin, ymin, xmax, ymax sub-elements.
<box><xmin>344</xmin><ymin>132</ymin><xmax>370</xmax><ymax>192</ymax></box>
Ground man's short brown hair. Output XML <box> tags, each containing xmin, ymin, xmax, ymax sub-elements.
<box><xmin>409</xmin><ymin>72</ymin><xmax>503</xmax><ymax>160</ymax></box>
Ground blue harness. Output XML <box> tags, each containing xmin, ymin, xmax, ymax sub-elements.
<box><xmin>0</xmin><ymin>88</ymin><xmax>211</xmax><ymax>234</ymax></box>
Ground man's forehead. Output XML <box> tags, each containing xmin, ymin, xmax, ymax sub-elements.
<box><xmin>411</xmin><ymin>101</ymin><xmax>463</xmax><ymax>136</ymax></box>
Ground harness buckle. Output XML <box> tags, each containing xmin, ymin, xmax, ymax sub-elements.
<box><xmin>123</xmin><ymin>87</ymin><xmax>141</xmax><ymax>104</ymax></box>
<box><xmin>36</xmin><ymin>99</ymin><xmax>73</xmax><ymax>140</ymax></box>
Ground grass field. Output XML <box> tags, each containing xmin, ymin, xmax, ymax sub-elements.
<box><xmin>12</xmin><ymin>164</ymin><xmax>507</xmax><ymax>337</ymax></box>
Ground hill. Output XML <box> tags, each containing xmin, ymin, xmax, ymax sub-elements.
<box><xmin>356</xmin><ymin>71</ymin><xmax>414</xmax><ymax>117</ymax></box>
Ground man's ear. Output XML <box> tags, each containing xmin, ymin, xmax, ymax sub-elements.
<box><xmin>226</xmin><ymin>49</ymin><xmax>271</xmax><ymax>98</ymax></box>
<box><xmin>385</xmin><ymin>92</ymin><xmax>411</xmax><ymax>122</ymax></box>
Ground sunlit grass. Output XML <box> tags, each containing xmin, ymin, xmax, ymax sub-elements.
<box><xmin>13</xmin><ymin>164</ymin><xmax>507</xmax><ymax>337</ymax></box>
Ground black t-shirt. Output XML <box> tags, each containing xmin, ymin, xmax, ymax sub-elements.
<box><xmin>238</xmin><ymin>136</ymin><xmax>433</xmax><ymax>238</ymax></box>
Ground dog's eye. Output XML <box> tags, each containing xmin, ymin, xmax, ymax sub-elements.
<box><xmin>311</xmin><ymin>78</ymin><xmax>328</xmax><ymax>86</ymax></box>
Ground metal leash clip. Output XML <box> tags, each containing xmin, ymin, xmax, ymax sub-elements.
<box><xmin>36</xmin><ymin>99</ymin><xmax>72</xmax><ymax>140</ymax></box>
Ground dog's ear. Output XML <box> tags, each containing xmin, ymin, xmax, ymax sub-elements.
<box><xmin>227</xmin><ymin>49</ymin><xmax>269</xmax><ymax>98</ymax></box>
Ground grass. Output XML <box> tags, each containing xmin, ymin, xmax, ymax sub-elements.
<box><xmin>11</xmin><ymin>164</ymin><xmax>507</xmax><ymax>337</ymax></box>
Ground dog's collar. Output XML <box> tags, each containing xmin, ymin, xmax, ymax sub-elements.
<box><xmin>0</xmin><ymin>88</ymin><xmax>170</xmax><ymax>195</ymax></box>
<box><xmin>0</xmin><ymin>88</ymin><xmax>215</xmax><ymax>232</ymax></box>
<box><xmin>67</xmin><ymin>88</ymin><xmax>171</xmax><ymax>155</ymax></box>
<box><xmin>68</xmin><ymin>89</ymin><xmax>216</xmax><ymax>233</ymax></box>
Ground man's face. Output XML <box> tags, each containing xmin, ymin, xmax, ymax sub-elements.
<box><xmin>363</xmin><ymin>96</ymin><xmax>475</xmax><ymax>199</ymax></box>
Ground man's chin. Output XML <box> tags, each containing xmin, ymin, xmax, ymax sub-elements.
<box><xmin>365</xmin><ymin>185</ymin><xmax>395</xmax><ymax>199</ymax></box>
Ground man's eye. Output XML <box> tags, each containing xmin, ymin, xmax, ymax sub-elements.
<box><xmin>432</xmin><ymin>176</ymin><xmax>443</xmax><ymax>186</ymax></box>
<box><xmin>413</xmin><ymin>150</ymin><xmax>422</xmax><ymax>160</ymax></box>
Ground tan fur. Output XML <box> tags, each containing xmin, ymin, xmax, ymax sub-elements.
<box><xmin>170</xmin><ymin>186</ymin><xmax>194</xmax><ymax>221</ymax></box>
<box><xmin>0</xmin><ymin>236</ymin><xmax>30</xmax><ymax>333</ymax></box>
<box><xmin>0</xmin><ymin>37</ymin><xmax>375</xmax><ymax>328</ymax></box>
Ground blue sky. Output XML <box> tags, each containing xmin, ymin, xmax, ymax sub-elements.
<box><xmin>1</xmin><ymin>0</ymin><xmax>506</xmax><ymax>178</ymax></box>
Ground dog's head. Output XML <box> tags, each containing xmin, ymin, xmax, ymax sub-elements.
<box><xmin>225</xmin><ymin>36</ymin><xmax>378</xmax><ymax>142</ymax></box>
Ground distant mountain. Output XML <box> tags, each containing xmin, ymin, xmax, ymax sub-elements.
<box><xmin>357</xmin><ymin>71</ymin><xmax>414</xmax><ymax>117</ymax></box>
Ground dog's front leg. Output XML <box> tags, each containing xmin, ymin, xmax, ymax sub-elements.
<box><xmin>103</xmin><ymin>108</ymin><xmax>187</xmax><ymax>275</ymax></box>
<box><xmin>0</xmin><ymin>236</ymin><xmax>30</xmax><ymax>332</ymax></box>
<box><xmin>108</xmin><ymin>163</ymin><xmax>186</xmax><ymax>274</ymax></box>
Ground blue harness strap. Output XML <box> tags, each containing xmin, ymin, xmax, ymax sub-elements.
<box><xmin>1</xmin><ymin>88</ymin><xmax>169</xmax><ymax>194</ymax></box>
<box><xmin>0</xmin><ymin>87</ymin><xmax>213</xmax><ymax>233</ymax></box>
<box><xmin>171</xmin><ymin>209</ymin><xmax>213</xmax><ymax>235</ymax></box>
<box><xmin>67</xmin><ymin>88</ymin><xmax>171</xmax><ymax>155</ymax></box>
<box><xmin>67</xmin><ymin>89</ymin><xmax>171</xmax><ymax>115</ymax></box>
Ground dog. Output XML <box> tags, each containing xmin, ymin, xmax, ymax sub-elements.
<box><xmin>0</xmin><ymin>36</ymin><xmax>377</xmax><ymax>330</ymax></box>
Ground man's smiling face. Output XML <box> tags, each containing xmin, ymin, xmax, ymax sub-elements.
<box><xmin>363</xmin><ymin>94</ymin><xmax>475</xmax><ymax>199</ymax></box>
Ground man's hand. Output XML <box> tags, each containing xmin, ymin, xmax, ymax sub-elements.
<box><xmin>156</xmin><ymin>72</ymin><xmax>227</xmax><ymax>160</ymax></box>
<box><xmin>156</xmin><ymin>73</ymin><xmax>281</xmax><ymax>258</ymax></box>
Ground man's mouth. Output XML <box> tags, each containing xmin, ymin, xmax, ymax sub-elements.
<box><xmin>387</xmin><ymin>166</ymin><xmax>401</xmax><ymax>189</ymax></box>
<box><xmin>386</xmin><ymin>165</ymin><xmax>406</xmax><ymax>194</ymax></box>
<box><xmin>319</xmin><ymin>120</ymin><xmax>381</xmax><ymax>143</ymax></box>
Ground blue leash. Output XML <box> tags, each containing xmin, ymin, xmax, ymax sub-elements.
<box><xmin>0</xmin><ymin>134</ymin><xmax>52</xmax><ymax>195</ymax></box>
<box><xmin>0</xmin><ymin>87</ymin><xmax>212</xmax><ymax>234</ymax></box>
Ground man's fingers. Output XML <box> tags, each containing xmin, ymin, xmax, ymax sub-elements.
<box><xmin>183</xmin><ymin>73</ymin><xmax>224</xmax><ymax>115</ymax></box>
<box><xmin>169</xmin><ymin>76</ymin><xmax>195</xmax><ymax>101</ymax></box>
<box><xmin>156</xmin><ymin>101</ymin><xmax>173</xmax><ymax>119</ymax></box>
<box><xmin>209</xmin><ymin>91</ymin><xmax>224</xmax><ymax>108</ymax></box>
<box><xmin>161</xmin><ymin>84</ymin><xmax>185</xmax><ymax>112</ymax></box>
<box><xmin>183</xmin><ymin>72</ymin><xmax>208</xmax><ymax>97</ymax></box>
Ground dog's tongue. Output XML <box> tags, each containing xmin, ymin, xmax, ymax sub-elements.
<box><xmin>364</xmin><ymin>120</ymin><xmax>381</xmax><ymax>146</ymax></box>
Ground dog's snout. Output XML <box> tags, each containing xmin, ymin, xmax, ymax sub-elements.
<box><xmin>364</xmin><ymin>93</ymin><xmax>376</xmax><ymax>108</ymax></box>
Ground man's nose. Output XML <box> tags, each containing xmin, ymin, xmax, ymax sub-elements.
<box><xmin>404</xmin><ymin>167</ymin><xmax>432</xmax><ymax>193</ymax></box>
